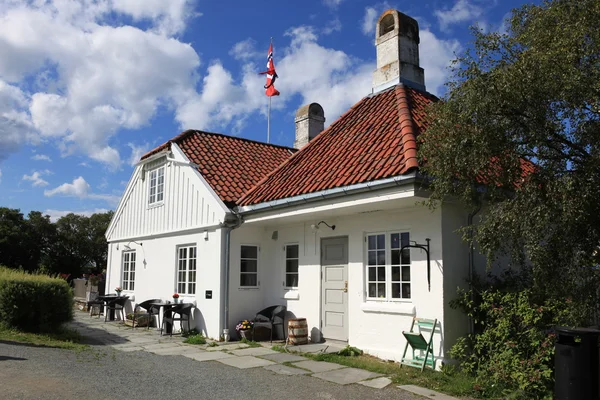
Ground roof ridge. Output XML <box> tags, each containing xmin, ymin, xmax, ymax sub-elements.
<box><xmin>394</xmin><ymin>85</ymin><xmax>419</xmax><ymax>172</ymax></box>
<box><xmin>187</xmin><ymin>130</ymin><xmax>296</xmax><ymax>152</ymax></box>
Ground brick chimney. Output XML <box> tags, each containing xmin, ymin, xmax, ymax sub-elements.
<box><xmin>372</xmin><ymin>10</ymin><xmax>425</xmax><ymax>93</ymax></box>
<box><xmin>294</xmin><ymin>103</ymin><xmax>325</xmax><ymax>149</ymax></box>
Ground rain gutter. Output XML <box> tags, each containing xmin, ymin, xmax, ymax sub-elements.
<box><xmin>237</xmin><ymin>172</ymin><xmax>419</xmax><ymax>214</ymax></box>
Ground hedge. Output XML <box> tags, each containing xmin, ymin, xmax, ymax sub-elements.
<box><xmin>0</xmin><ymin>267</ymin><xmax>73</xmax><ymax>332</ymax></box>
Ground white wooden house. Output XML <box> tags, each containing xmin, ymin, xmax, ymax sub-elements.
<box><xmin>105</xmin><ymin>10</ymin><xmax>491</xmax><ymax>364</ymax></box>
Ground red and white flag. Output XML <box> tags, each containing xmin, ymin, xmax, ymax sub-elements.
<box><xmin>259</xmin><ymin>42</ymin><xmax>280</xmax><ymax>97</ymax></box>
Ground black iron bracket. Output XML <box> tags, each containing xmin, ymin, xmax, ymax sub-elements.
<box><xmin>400</xmin><ymin>238</ymin><xmax>431</xmax><ymax>291</ymax></box>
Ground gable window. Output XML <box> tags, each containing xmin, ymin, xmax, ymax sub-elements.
<box><xmin>366</xmin><ymin>232</ymin><xmax>411</xmax><ymax>300</ymax></box>
<box><xmin>122</xmin><ymin>251</ymin><xmax>136</xmax><ymax>291</ymax></box>
<box><xmin>177</xmin><ymin>245</ymin><xmax>197</xmax><ymax>295</ymax></box>
<box><xmin>148</xmin><ymin>166</ymin><xmax>165</xmax><ymax>205</ymax></box>
<box><xmin>240</xmin><ymin>245</ymin><xmax>258</xmax><ymax>287</ymax></box>
<box><xmin>285</xmin><ymin>244</ymin><xmax>299</xmax><ymax>288</ymax></box>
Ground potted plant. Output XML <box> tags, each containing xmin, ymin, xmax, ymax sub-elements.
<box><xmin>236</xmin><ymin>319</ymin><xmax>254</xmax><ymax>340</ymax></box>
<box><xmin>172</xmin><ymin>293</ymin><xmax>180</xmax><ymax>304</ymax></box>
<box><xmin>115</xmin><ymin>286</ymin><xmax>123</xmax><ymax>296</ymax></box>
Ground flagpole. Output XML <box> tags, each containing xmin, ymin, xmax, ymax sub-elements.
<box><xmin>267</xmin><ymin>96</ymin><xmax>271</xmax><ymax>144</ymax></box>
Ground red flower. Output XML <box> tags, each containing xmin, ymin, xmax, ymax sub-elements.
<box><xmin>172</xmin><ymin>293</ymin><xmax>180</xmax><ymax>299</ymax></box>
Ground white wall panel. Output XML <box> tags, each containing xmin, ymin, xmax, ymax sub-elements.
<box><xmin>107</xmin><ymin>156</ymin><xmax>227</xmax><ymax>241</ymax></box>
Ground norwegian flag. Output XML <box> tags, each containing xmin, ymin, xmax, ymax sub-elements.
<box><xmin>259</xmin><ymin>42</ymin><xmax>280</xmax><ymax>97</ymax></box>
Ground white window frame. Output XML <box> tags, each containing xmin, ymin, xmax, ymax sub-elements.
<box><xmin>284</xmin><ymin>243</ymin><xmax>299</xmax><ymax>289</ymax></box>
<box><xmin>148</xmin><ymin>166</ymin><xmax>165</xmax><ymax>206</ymax></box>
<box><xmin>122</xmin><ymin>251</ymin><xmax>136</xmax><ymax>291</ymax></box>
<box><xmin>176</xmin><ymin>244</ymin><xmax>197</xmax><ymax>295</ymax></box>
<box><xmin>365</xmin><ymin>231</ymin><xmax>411</xmax><ymax>301</ymax></box>
<box><xmin>240</xmin><ymin>245</ymin><xmax>259</xmax><ymax>288</ymax></box>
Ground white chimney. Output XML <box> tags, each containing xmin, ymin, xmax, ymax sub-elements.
<box><xmin>372</xmin><ymin>10</ymin><xmax>425</xmax><ymax>93</ymax></box>
<box><xmin>294</xmin><ymin>103</ymin><xmax>325</xmax><ymax>149</ymax></box>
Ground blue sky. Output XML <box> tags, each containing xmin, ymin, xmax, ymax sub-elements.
<box><xmin>0</xmin><ymin>0</ymin><xmax>531</xmax><ymax>220</ymax></box>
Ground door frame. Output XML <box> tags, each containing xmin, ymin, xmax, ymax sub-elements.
<box><xmin>320</xmin><ymin>236</ymin><xmax>349</xmax><ymax>342</ymax></box>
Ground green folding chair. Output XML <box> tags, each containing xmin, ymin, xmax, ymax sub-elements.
<box><xmin>400</xmin><ymin>317</ymin><xmax>437</xmax><ymax>371</ymax></box>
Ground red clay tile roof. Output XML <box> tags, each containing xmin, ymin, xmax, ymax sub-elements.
<box><xmin>141</xmin><ymin>130</ymin><xmax>296</xmax><ymax>207</ymax></box>
<box><xmin>237</xmin><ymin>84</ymin><xmax>437</xmax><ymax>206</ymax></box>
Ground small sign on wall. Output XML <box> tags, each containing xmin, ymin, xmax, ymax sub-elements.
<box><xmin>205</xmin><ymin>290</ymin><xmax>212</xmax><ymax>299</ymax></box>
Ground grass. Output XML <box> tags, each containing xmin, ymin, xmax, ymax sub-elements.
<box><xmin>208</xmin><ymin>341</ymin><xmax>219</xmax><ymax>347</ymax></box>
<box><xmin>0</xmin><ymin>324</ymin><xmax>87</xmax><ymax>351</ymax></box>
<box><xmin>183</xmin><ymin>333</ymin><xmax>207</xmax><ymax>345</ymax></box>
<box><xmin>271</xmin><ymin>345</ymin><xmax>477</xmax><ymax>398</ymax></box>
<box><xmin>240</xmin><ymin>338</ymin><xmax>262</xmax><ymax>348</ymax></box>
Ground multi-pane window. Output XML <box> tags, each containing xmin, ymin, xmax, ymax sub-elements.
<box><xmin>122</xmin><ymin>251</ymin><xmax>136</xmax><ymax>291</ymax></box>
<box><xmin>366</xmin><ymin>232</ymin><xmax>411</xmax><ymax>300</ymax></box>
<box><xmin>240</xmin><ymin>245</ymin><xmax>258</xmax><ymax>287</ymax></box>
<box><xmin>148</xmin><ymin>166</ymin><xmax>165</xmax><ymax>205</ymax></box>
<box><xmin>177</xmin><ymin>245</ymin><xmax>197</xmax><ymax>294</ymax></box>
<box><xmin>285</xmin><ymin>244</ymin><xmax>299</xmax><ymax>288</ymax></box>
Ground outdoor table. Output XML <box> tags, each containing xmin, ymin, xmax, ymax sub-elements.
<box><xmin>150</xmin><ymin>301</ymin><xmax>176</xmax><ymax>334</ymax></box>
<box><xmin>98</xmin><ymin>295</ymin><xmax>129</xmax><ymax>321</ymax></box>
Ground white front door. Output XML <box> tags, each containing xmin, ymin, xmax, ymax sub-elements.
<box><xmin>321</xmin><ymin>237</ymin><xmax>348</xmax><ymax>341</ymax></box>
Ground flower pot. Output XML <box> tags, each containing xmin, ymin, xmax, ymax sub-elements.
<box><xmin>173</xmin><ymin>298</ymin><xmax>179</xmax><ymax>304</ymax></box>
<box><xmin>239</xmin><ymin>329</ymin><xmax>253</xmax><ymax>341</ymax></box>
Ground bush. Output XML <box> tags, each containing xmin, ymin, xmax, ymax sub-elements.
<box><xmin>450</xmin><ymin>272</ymin><xmax>579</xmax><ymax>399</ymax></box>
<box><xmin>0</xmin><ymin>267</ymin><xmax>73</xmax><ymax>332</ymax></box>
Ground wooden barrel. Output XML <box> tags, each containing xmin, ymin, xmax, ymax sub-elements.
<box><xmin>288</xmin><ymin>318</ymin><xmax>309</xmax><ymax>345</ymax></box>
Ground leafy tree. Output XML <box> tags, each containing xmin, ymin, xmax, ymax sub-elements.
<box><xmin>419</xmin><ymin>0</ymin><xmax>600</xmax><ymax>322</ymax></box>
<box><xmin>0</xmin><ymin>208</ymin><xmax>27</xmax><ymax>269</ymax></box>
<box><xmin>87</xmin><ymin>211</ymin><xmax>114</xmax><ymax>272</ymax></box>
<box><xmin>23</xmin><ymin>211</ymin><xmax>57</xmax><ymax>272</ymax></box>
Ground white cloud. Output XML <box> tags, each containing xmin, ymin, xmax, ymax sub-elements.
<box><xmin>44</xmin><ymin>176</ymin><xmax>119</xmax><ymax>205</ymax></box>
<box><xmin>434</xmin><ymin>0</ymin><xmax>483</xmax><ymax>31</ymax></box>
<box><xmin>419</xmin><ymin>30</ymin><xmax>461</xmax><ymax>94</ymax></box>
<box><xmin>229</xmin><ymin>38</ymin><xmax>260</xmax><ymax>61</ymax></box>
<box><xmin>323</xmin><ymin>0</ymin><xmax>344</xmax><ymax>9</ymax></box>
<box><xmin>31</xmin><ymin>154</ymin><xmax>52</xmax><ymax>161</ymax></box>
<box><xmin>322</xmin><ymin>18</ymin><xmax>342</xmax><ymax>35</ymax></box>
<box><xmin>362</xmin><ymin>4</ymin><xmax>389</xmax><ymax>35</ymax></box>
<box><xmin>0</xmin><ymin>1</ymin><xmax>200</xmax><ymax>169</ymax></box>
<box><xmin>0</xmin><ymin>169</ymin><xmax>2</xmax><ymax>183</ymax></box>
<box><xmin>43</xmin><ymin>208</ymin><xmax>111</xmax><ymax>222</ymax></box>
<box><xmin>127</xmin><ymin>142</ymin><xmax>152</xmax><ymax>166</ymax></box>
<box><xmin>22</xmin><ymin>170</ymin><xmax>51</xmax><ymax>187</ymax></box>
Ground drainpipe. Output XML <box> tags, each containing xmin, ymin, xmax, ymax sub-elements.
<box><xmin>467</xmin><ymin>205</ymin><xmax>481</xmax><ymax>335</ymax></box>
<box><xmin>221</xmin><ymin>210</ymin><xmax>243</xmax><ymax>339</ymax></box>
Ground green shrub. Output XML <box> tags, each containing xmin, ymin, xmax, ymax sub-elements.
<box><xmin>183</xmin><ymin>333</ymin><xmax>206</xmax><ymax>345</ymax></box>
<box><xmin>0</xmin><ymin>267</ymin><xmax>73</xmax><ymax>332</ymax></box>
<box><xmin>450</xmin><ymin>273</ymin><xmax>578</xmax><ymax>399</ymax></box>
<box><xmin>337</xmin><ymin>345</ymin><xmax>363</xmax><ymax>357</ymax></box>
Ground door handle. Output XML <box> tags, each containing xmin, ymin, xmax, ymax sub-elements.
<box><xmin>343</xmin><ymin>281</ymin><xmax>348</xmax><ymax>293</ymax></box>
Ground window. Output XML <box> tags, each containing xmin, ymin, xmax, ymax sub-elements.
<box><xmin>148</xmin><ymin>166</ymin><xmax>165</xmax><ymax>205</ymax></box>
<box><xmin>366</xmin><ymin>232</ymin><xmax>411</xmax><ymax>300</ymax></box>
<box><xmin>285</xmin><ymin>244</ymin><xmax>299</xmax><ymax>288</ymax></box>
<box><xmin>240</xmin><ymin>245</ymin><xmax>258</xmax><ymax>287</ymax></box>
<box><xmin>177</xmin><ymin>245</ymin><xmax>197</xmax><ymax>294</ymax></box>
<box><xmin>122</xmin><ymin>251</ymin><xmax>136</xmax><ymax>291</ymax></box>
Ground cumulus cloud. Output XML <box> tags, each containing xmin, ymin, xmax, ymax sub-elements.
<box><xmin>43</xmin><ymin>208</ymin><xmax>111</xmax><ymax>222</ymax></box>
<box><xmin>229</xmin><ymin>38</ymin><xmax>260</xmax><ymax>61</ymax></box>
<box><xmin>0</xmin><ymin>0</ymin><xmax>200</xmax><ymax>168</ymax></box>
<box><xmin>44</xmin><ymin>176</ymin><xmax>119</xmax><ymax>205</ymax></box>
<box><xmin>323</xmin><ymin>0</ymin><xmax>344</xmax><ymax>9</ymax></box>
<box><xmin>322</xmin><ymin>18</ymin><xmax>342</xmax><ymax>35</ymax></box>
<box><xmin>434</xmin><ymin>0</ymin><xmax>483</xmax><ymax>31</ymax></box>
<box><xmin>127</xmin><ymin>142</ymin><xmax>152</xmax><ymax>166</ymax></box>
<box><xmin>22</xmin><ymin>170</ymin><xmax>51</xmax><ymax>187</ymax></box>
<box><xmin>361</xmin><ymin>3</ymin><xmax>391</xmax><ymax>35</ymax></box>
<box><xmin>31</xmin><ymin>154</ymin><xmax>51</xmax><ymax>161</ymax></box>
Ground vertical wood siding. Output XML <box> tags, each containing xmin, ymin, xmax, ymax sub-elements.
<box><xmin>108</xmin><ymin>158</ymin><xmax>227</xmax><ymax>241</ymax></box>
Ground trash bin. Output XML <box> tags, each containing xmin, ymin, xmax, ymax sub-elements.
<box><xmin>554</xmin><ymin>326</ymin><xmax>600</xmax><ymax>400</ymax></box>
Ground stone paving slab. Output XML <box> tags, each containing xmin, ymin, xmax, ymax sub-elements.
<box><xmin>142</xmin><ymin>343</ymin><xmax>184</xmax><ymax>350</ymax></box>
<box><xmin>358</xmin><ymin>377</ymin><xmax>392</xmax><ymax>389</ymax></box>
<box><xmin>149</xmin><ymin>346</ymin><xmax>200</xmax><ymax>356</ymax></box>
<box><xmin>183</xmin><ymin>351</ymin><xmax>235</xmax><ymax>362</ymax></box>
<box><xmin>286</xmin><ymin>343</ymin><xmax>343</xmax><ymax>354</ymax></box>
<box><xmin>206</xmin><ymin>343</ymin><xmax>249</xmax><ymax>352</ymax></box>
<box><xmin>398</xmin><ymin>385</ymin><xmax>460</xmax><ymax>400</ymax></box>
<box><xmin>313</xmin><ymin>368</ymin><xmax>382</xmax><ymax>385</ymax></box>
<box><xmin>217</xmin><ymin>356</ymin><xmax>276</xmax><ymax>369</ymax></box>
<box><xmin>291</xmin><ymin>360</ymin><xmax>346</xmax><ymax>373</ymax></box>
<box><xmin>260</xmin><ymin>353</ymin><xmax>308</xmax><ymax>363</ymax></box>
<box><xmin>263</xmin><ymin>364</ymin><xmax>311</xmax><ymax>376</ymax></box>
<box><xmin>230</xmin><ymin>347</ymin><xmax>277</xmax><ymax>357</ymax></box>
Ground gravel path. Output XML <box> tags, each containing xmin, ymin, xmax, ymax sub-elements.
<box><xmin>0</xmin><ymin>340</ymin><xmax>419</xmax><ymax>400</ymax></box>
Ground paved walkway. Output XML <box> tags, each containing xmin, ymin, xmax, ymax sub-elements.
<box><xmin>68</xmin><ymin>311</ymin><xmax>459</xmax><ymax>399</ymax></box>
<box><xmin>69</xmin><ymin>311</ymin><xmax>393</xmax><ymax>388</ymax></box>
